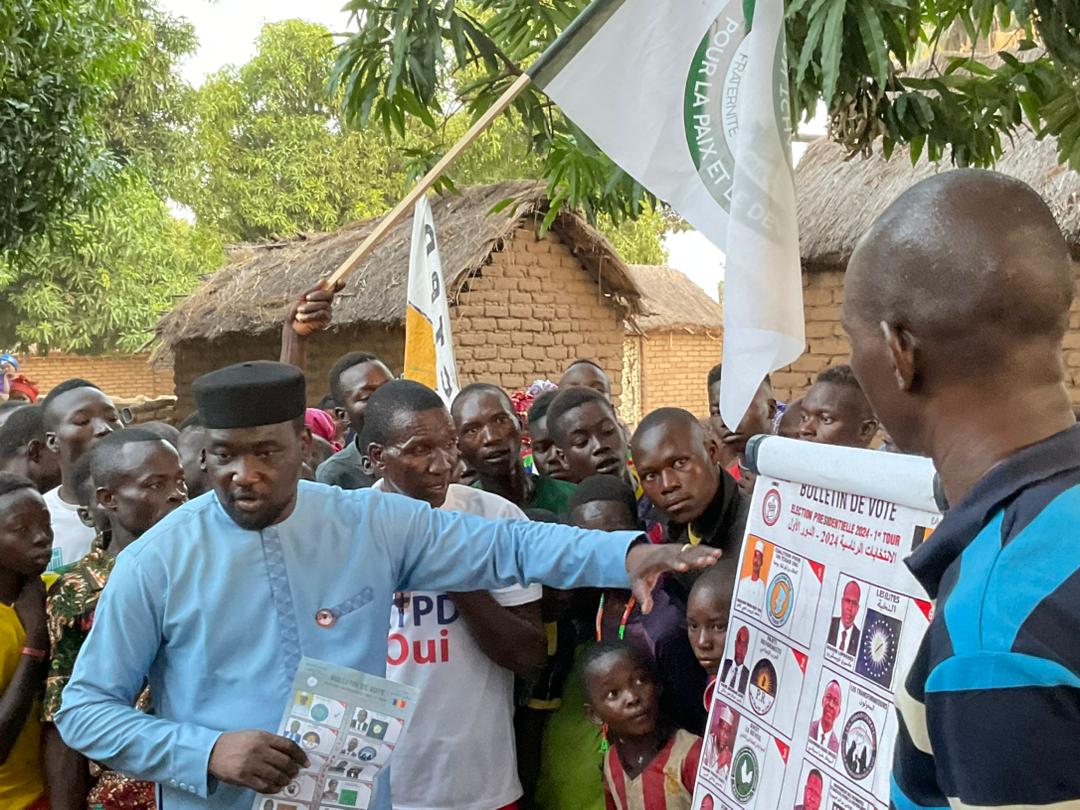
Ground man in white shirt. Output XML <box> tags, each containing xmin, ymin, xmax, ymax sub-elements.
<box><xmin>40</xmin><ymin>379</ymin><xmax>122</xmax><ymax>570</ymax></box>
<box><xmin>365</xmin><ymin>379</ymin><xmax>547</xmax><ymax>810</ymax></box>
<box><xmin>740</xmin><ymin>540</ymin><xmax>767</xmax><ymax>614</ymax></box>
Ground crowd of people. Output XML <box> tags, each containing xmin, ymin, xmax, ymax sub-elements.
<box><xmin>0</xmin><ymin>168</ymin><xmax>1078</xmax><ymax>810</ymax></box>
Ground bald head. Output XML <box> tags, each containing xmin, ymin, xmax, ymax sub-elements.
<box><xmin>846</xmin><ymin>169</ymin><xmax>1072</xmax><ymax>357</ymax></box>
<box><xmin>842</xmin><ymin>170</ymin><xmax>1075</xmax><ymax>467</ymax></box>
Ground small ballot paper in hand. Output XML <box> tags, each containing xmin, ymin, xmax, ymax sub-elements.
<box><xmin>253</xmin><ymin>658</ymin><xmax>419</xmax><ymax>810</ymax></box>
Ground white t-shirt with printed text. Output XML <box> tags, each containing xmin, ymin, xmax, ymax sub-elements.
<box><xmin>378</xmin><ymin>482</ymin><xmax>542</xmax><ymax>810</ymax></box>
<box><xmin>43</xmin><ymin>486</ymin><xmax>95</xmax><ymax>571</ymax></box>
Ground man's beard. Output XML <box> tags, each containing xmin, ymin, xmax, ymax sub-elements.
<box><xmin>218</xmin><ymin>494</ymin><xmax>291</xmax><ymax>531</ymax></box>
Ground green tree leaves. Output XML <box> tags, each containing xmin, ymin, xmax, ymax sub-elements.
<box><xmin>0</xmin><ymin>0</ymin><xmax>217</xmax><ymax>352</ymax></box>
<box><xmin>788</xmin><ymin>0</ymin><xmax>1080</xmax><ymax>168</ymax></box>
<box><xmin>0</xmin><ymin>169</ymin><xmax>223</xmax><ymax>352</ymax></box>
<box><xmin>332</xmin><ymin>0</ymin><xmax>1080</xmax><ymax>210</ymax></box>
<box><xmin>0</xmin><ymin>0</ymin><xmax>139</xmax><ymax>249</ymax></box>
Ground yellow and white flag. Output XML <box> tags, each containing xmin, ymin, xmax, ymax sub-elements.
<box><xmin>403</xmin><ymin>196</ymin><xmax>459</xmax><ymax>403</ymax></box>
<box><xmin>529</xmin><ymin>0</ymin><xmax>803</xmax><ymax>429</ymax></box>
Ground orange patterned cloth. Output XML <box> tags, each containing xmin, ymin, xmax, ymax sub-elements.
<box><xmin>87</xmin><ymin>769</ymin><xmax>156</xmax><ymax>809</ymax></box>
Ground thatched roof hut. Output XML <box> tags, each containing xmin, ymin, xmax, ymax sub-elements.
<box><xmin>159</xmin><ymin>181</ymin><xmax>645</xmax><ymax>414</ymax></box>
<box><xmin>796</xmin><ymin>128</ymin><xmax>1080</xmax><ymax>271</ymax></box>
<box><xmin>158</xmin><ymin>180</ymin><xmax>641</xmax><ymax>348</ymax></box>
<box><xmin>621</xmin><ymin>265</ymin><xmax>723</xmax><ymax>424</ymax></box>
<box><xmin>627</xmin><ymin>264</ymin><xmax>723</xmax><ymax>335</ymax></box>
<box><xmin>770</xmin><ymin>127</ymin><xmax>1080</xmax><ymax>408</ymax></box>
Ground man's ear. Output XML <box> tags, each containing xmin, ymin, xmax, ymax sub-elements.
<box><xmin>703</xmin><ymin>433</ymin><xmax>722</xmax><ymax>467</ymax></box>
<box><xmin>198</xmin><ymin>447</ymin><xmax>207</xmax><ymax>472</ymax></box>
<box><xmin>45</xmin><ymin>431</ymin><xmax>59</xmax><ymax>455</ymax></box>
<box><xmin>859</xmin><ymin>418</ymin><xmax>881</xmax><ymax>445</ymax></box>
<box><xmin>27</xmin><ymin>437</ymin><xmax>45</xmax><ymax>464</ymax></box>
<box><xmin>882</xmin><ymin>321</ymin><xmax>917</xmax><ymax>393</ymax></box>
<box><xmin>366</xmin><ymin>442</ymin><xmax>387</xmax><ymax>474</ymax></box>
<box><xmin>299</xmin><ymin>426</ymin><xmax>313</xmax><ymax>457</ymax></box>
<box><xmin>96</xmin><ymin>485</ymin><xmax>118</xmax><ymax>513</ymax></box>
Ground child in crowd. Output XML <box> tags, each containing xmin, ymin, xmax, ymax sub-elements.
<box><xmin>0</xmin><ymin>472</ymin><xmax>55</xmax><ymax>810</ymax></box>
<box><xmin>687</xmin><ymin>559</ymin><xmax>740</xmax><ymax>709</ymax></box>
<box><xmin>582</xmin><ymin>642</ymin><xmax>702</xmax><ymax>810</ymax></box>
<box><xmin>569</xmin><ymin>474</ymin><xmax>708</xmax><ymax>733</ymax></box>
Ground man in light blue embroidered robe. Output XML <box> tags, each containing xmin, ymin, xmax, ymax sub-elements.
<box><xmin>56</xmin><ymin>362</ymin><xmax>715</xmax><ymax>810</ymax></box>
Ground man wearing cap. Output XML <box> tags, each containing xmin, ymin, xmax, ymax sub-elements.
<box><xmin>55</xmin><ymin>361</ymin><xmax>719</xmax><ymax>810</ymax></box>
<box><xmin>740</xmin><ymin>540</ymin><xmax>767</xmax><ymax>613</ymax></box>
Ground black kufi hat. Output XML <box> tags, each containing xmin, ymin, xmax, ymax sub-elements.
<box><xmin>194</xmin><ymin>361</ymin><xmax>306</xmax><ymax>429</ymax></box>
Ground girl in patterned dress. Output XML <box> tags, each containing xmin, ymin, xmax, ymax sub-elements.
<box><xmin>583</xmin><ymin>642</ymin><xmax>702</xmax><ymax>810</ymax></box>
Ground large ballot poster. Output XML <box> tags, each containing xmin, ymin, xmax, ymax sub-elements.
<box><xmin>693</xmin><ymin>438</ymin><xmax>942</xmax><ymax>810</ymax></box>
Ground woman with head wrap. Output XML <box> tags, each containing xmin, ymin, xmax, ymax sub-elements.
<box><xmin>7</xmin><ymin>375</ymin><xmax>39</xmax><ymax>404</ymax></box>
<box><xmin>305</xmin><ymin>407</ymin><xmax>342</xmax><ymax>452</ymax></box>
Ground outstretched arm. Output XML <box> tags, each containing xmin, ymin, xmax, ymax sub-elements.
<box><xmin>371</xmin><ymin>492</ymin><xmax>721</xmax><ymax>609</ymax></box>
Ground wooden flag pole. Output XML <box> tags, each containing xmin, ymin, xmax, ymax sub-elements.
<box><xmin>293</xmin><ymin>73</ymin><xmax>534</xmax><ymax>335</ymax></box>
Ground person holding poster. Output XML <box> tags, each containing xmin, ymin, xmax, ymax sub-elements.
<box><xmin>842</xmin><ymin>169</ymin><xmax>1080</xmax><ymax>808</ymax></box>
<box><xmin>54</xmin><ymin>362</ymin><xmax>722</xmax><ymax>810</ymax></box>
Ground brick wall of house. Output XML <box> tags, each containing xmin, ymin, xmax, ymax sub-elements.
<box><xmin>772</xmin><ymin>261</ymin><xmax>1080</xmax><ymax>408</ymax></box>
<box><xmin>450</xmin><ymin>222</ymin><xmax>626</xmax><ymax>398</ymax></box>
<box><xmin>620</xmin><ymin>338</ymin><xmax>643</xmax><ymax>425</ymax></box>
<box><xmin>172</xmin><ymin>328</ymin><xmax>406</xmax><ymax>418</ymax></box>
<box><xmin>171</xmin><ymin>258</ymin><xmax>1080</xmax><ymax>421</ymax></box>
<box><xmin>632</xmin><ymin>331</ymin><xmax>722</xmax><ymax>424</ymax></box>
<box><xmin>17</xmin><ymin>353</ymin><xmax>175</xmax><ymax>400</ymax></box>
<box><xmin>170</xmin><ymin>223</ymin><xmax>627</xmax><ymax>415</ymax></box>
<box><xmin>769</xmin><ymin>269</ymin><xmax>849</xmax><ymax>405</ymax></box>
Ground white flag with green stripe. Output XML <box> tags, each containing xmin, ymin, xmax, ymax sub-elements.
<box><xmin>530</xmin><ymin>0</ymin><xmax>803</xmax><ymax>428</ymax></box>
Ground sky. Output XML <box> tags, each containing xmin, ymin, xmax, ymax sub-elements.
<box><xmin>160</xmin><ymin>0</ymin><xmax>820</xmax><ymax>300</ymax></box>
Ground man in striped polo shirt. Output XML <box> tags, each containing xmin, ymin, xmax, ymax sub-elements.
<box><xmin>841</xmin><ymin>168</ymin><xmax>1080</xmax><ymax>808</ymax></box>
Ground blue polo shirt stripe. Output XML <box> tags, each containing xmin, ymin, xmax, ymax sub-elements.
<box><xmin>890</xmin><ymin>775</ymin><xmax>948</xmax><ymax>810</ymax></box>
<box><xmin>925</xmin><ymin>651</ymin><xmax>1080</xmax><ymax>693</ymax></box>
<box><xmin>891</xmin><ymin>426</ymin><xmax>1080</xmax><ymax>810</ymax></box>
<box><xmin>986</xmin><ymin>489</ymin><xmax>1080</xmax><ymax>648</ymax></box>
<box><xmin>940</xmin><ymin>513</ymin><xmax>1003</xmax><ymax>656</ymax></box>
